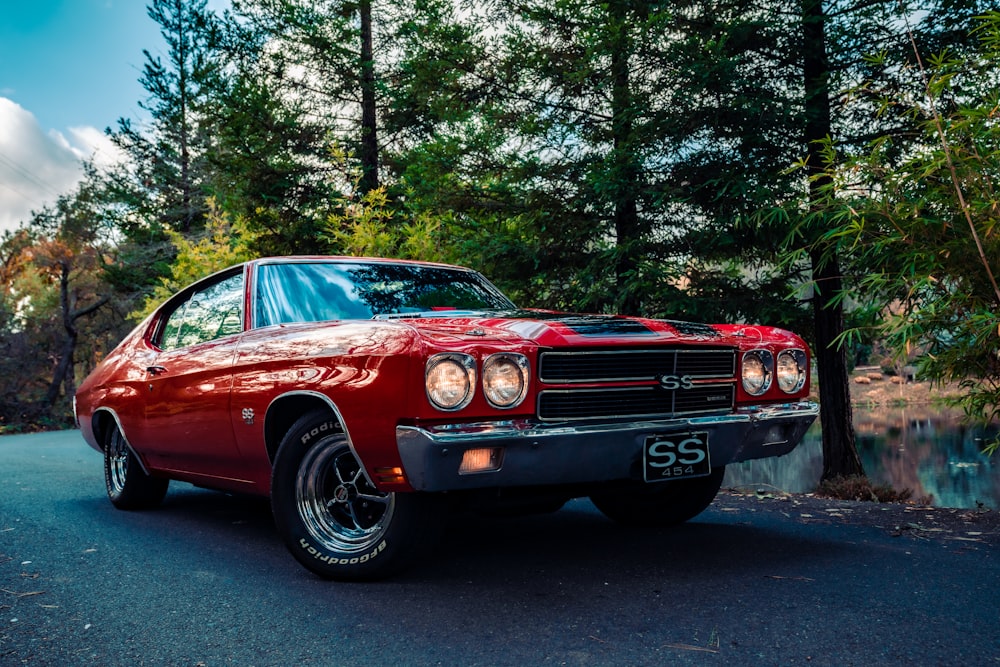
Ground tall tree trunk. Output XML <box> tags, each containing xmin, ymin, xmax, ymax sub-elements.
<box><xmin>810</xmin><ymin>250</ymin><xmax>863</xmax><ymax>479</ymax></box>
<box><xmin>359</xmin><ymin>0</ymin><xmax>380</xmax><ymax>194</ymax></box>
<box><xmin>802</xmin><ymin>0</ymin><xmax>864</xmax><ymax>480</ymax></box>
<box><xmin>609</xmin><ymin>5</ymin><xmax>640</xmax><ymax>315</ymax></box>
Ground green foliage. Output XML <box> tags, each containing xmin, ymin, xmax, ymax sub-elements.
<box><xmin>794</xmin><ymin>12</ymin><xmax>1000</xmax><ymax>427</ymax></box>
<box><xmin>131</xmin><ymin>200</ymin><xmax>257</xmax><ymax>321</ymax></box>
<box><xmin>0</xmin><ymin>175</ymin><xmax>123</xmax><ymax>426</ymax></box>
<box><xmin>8</xmin><ymin>0</ymin><xmax>1000</xmax><ymax>442</ymax></box>
<box><xmin>111</xmin><ymin>0</ymin><xmax>220</xmax><ymax>235</ymax></box>
<box><xmin>323</xmin><ymin>187</ymin><xmax>448</xmax><ymax>261</ymax></box>
<box><xmin>201</xmin><ymin>43</ymin><xmax>338</xmax><ymax>256</ymax></box>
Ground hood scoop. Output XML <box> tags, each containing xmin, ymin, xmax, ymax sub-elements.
<box><xmin>535</xmin><ymin>314</ymin><xmax>656</xmax><ymax>337</ymax></box>
<box><xmin>500</xmin><ymin>311</ymin><xmax>719</xmax><ymax>338</ymax></box>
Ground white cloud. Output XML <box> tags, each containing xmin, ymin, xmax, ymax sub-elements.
<box><xmin>60</xmin><ymin>125</ymin><xmax>123</xmax><ymax>170</ymax></box>
<box><xmin>0</xmin><ymin>97</ymin><xmax>125</xmax><ymax>235</ymax></box>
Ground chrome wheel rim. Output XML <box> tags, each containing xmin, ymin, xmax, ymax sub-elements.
<box><xmin>107</xmin><ymin>429</ymin><xmax>129</xmax><ymax>495</ymax></box>
<box><xmin>295</xmin><ymin>435</ymin><xmax>394</xmax><ymax>554</ymax></box>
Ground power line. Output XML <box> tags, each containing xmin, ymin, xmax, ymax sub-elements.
<box><xmin>0</xmin><ymin>179</ymin><xmax>48</xmax><ymax>208</ymax></box>
<box><xmin>0</xmin><ymin>150</ymin><xmax>72</xmax><ymax>201</ymax></box>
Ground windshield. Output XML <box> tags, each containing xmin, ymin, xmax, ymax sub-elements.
<box><xmin>254</xmin><ymin>261</ymin><xmax>516</xmax><ymax>327</ymax></box>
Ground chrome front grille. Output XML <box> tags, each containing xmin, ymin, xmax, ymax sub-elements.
<box><xmin>539</xmin><ymin>348</ymin><xmax>736</xmax><ymax>382</ymax></box>
<box><xmin>537</xmin><ymin>348</ymin><xmax>737</xmax><ymax>421</ymax></box>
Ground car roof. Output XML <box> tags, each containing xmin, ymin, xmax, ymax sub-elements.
<box><xmin>249</xmin><ymin>256</ymin><xmax>475</xmax><ymax>272</ymax></box>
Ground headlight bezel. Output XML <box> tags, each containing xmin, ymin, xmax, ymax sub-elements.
<box><xmin>482</xmin><ymin>352</ymin><xmax>530</xmax><ymax>409</ymax></box>
<box><xmin>425</xmin><ymin>352</ymin><xmax>476</xmax><ymax>411</ymax></box>
<box><xmin>741</xmin><ymin>350</ymin><xmax>773</xmax><ymax>396</ymax></box>
<box><xmin>776</xmin><ymin>349</ymin><xmax>808</xmax><ymax>394</ymax></box>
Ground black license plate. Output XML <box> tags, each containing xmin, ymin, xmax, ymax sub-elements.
<box><xmin>643</xmin><ymin>432</ymin><xmax>712</xmax><ymax>482</ymax></box>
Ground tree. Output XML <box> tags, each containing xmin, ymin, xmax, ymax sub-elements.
<box><xmin>132</xmin><ymin>198</ymin><xmax>256</xmax><ymax>320</ymax></box>
<box><xmin>112</xmin><ymin>0</ymin><xmax>220</xmax><ymax>235</ymax></box>
<box><xmin>799</xmin><ymin>0</ymin><xmax>864</xmax><ymax>479</ymax></box>
<box><xmin>200</xmin><ymin>39</ymin><xmax>336</xmax><ymax>256</ymax></box>
<box><xmin>0</xmin><ymin>229</ymin><xmax>42</xmax><ymax>427</ymax></box>
<box><xmin>30</xmin><ymin>240</ymin><xmax>109</xmax><ymax>410</ymax></box>
<box><xmin>460</xmin><ymin>0</ymin><xmax>836</xmax><ymax>327</ymax></box>
<box><xmin>0</xmin><ymin>169</ymin><xmax>119</xmax><ymax>424</ymax></box>
<box><xmin>803</xmin><ymin>12</ymin><xmax>1000</xmax><ymax>442</ymax></box>
<box><xmin>467</xmin><ymin>0</ymin><xmax>702</xmax><ymax>315</ymax></box>
<box><xmin>737</xmin><ymin>0</ymin><xmax>993</xmax><ymax>479</ymax></box>
<box><xmin>222</xmin><ymin>0</ymin><xmax>401</xmax><ymax>195</ymax></box>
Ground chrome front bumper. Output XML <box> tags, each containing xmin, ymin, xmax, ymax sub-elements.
<box><xmin>396</xmin><ymin>402</ymin><xmax>819</xmax><ymax>492</ymax></box>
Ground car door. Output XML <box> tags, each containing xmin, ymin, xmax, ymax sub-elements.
<box><xmin>137</xmin><ymin>270</ymin><xmax>250</xmax><ymax>482</ymax></box>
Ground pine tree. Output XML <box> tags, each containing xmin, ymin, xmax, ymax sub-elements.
<box><xmin>112</xmin><ymin>0</ymin><xmax>220</xmax><ymax>235</ymax></box>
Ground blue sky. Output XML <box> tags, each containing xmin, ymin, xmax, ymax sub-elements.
<box><xmin>1</xmin><ymin>1</ymin><xmax>162</xmax><ymax>134</ymax></box>
<box><xmin>0</xmin><ymin>1</ymin><xmax>226</xmax><ymax>234</ymax></box>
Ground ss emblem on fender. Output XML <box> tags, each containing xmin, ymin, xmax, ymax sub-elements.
<box><xmin>659</xmin><ymin>374</ymin><xmax>694</xmax><ymax>390</ymax></box>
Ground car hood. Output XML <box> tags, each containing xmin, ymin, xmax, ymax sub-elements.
<box><xmin>388</xmin><ymin>309</ymin><xmax>738</xmax><ymax>348</ymax></box>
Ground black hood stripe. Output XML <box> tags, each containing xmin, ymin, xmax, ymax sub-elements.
<box><xmin>499</xmin><ymin>311</ymin><xmax>718</xmax><ymax>338</ymax></box>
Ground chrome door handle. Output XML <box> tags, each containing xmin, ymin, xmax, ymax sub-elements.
<box><xmin>146</xmin><ymin>365</ymin><xmax>168</xmax><ymax>375</ymax></box>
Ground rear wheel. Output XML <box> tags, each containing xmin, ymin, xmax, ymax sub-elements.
<box><xmin>590</xmin><ymin>467</ymin><xmax>725</xmax><ymax>526</ymax></box>
<box><xmin>104</xmin><ymin>424</ymin><xmax>168</xmax><ymax>510</ymax></box>
<box><xmin>271</xmin><ymin>411</ymin><xmax>443</xmax><ymax>581</ymax></box>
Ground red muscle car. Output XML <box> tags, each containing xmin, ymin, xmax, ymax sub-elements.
<box><xmin>75</xmin><ymin>256</ymin><xmax>818</xmax><ymax>580</ymax></box>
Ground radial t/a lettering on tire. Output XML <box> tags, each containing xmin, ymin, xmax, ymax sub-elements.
<box><xmin>270</xmin><ymin>410</ymin><xmax>443</xmax><ymax>581</ymax></box>
<box><xmin>103</xmin><ymin>424</ymin><xmax>169</xmax><ymax>510</ymax></box>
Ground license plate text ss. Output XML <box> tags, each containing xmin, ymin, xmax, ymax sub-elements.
<box><xmin>643</xmin><ymin>432</ymin><xmax>712</xmax><ymax>482</ymax></box>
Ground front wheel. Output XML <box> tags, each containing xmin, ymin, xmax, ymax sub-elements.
<box><xmin>271</xmin><ymin>411</ymin><xmax>443</xmax><ymax>581</ymax></box>
<box><xmin>590</xmin><ymin>467</ymin><xmax>725</xmax><ymax>526</ymax></box>
<box><xmin>104</xmin><ymin>424</ymin><xmax>168</xmax><ymax>510</ymax></box>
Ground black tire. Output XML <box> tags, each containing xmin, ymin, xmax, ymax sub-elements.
<box><xmin>271</xmin><ymin>410</ymin><xmax>444</xmax><ymax>581</ymax></box>
<box><xmin>104</xmin><ymin>424</ymin><xmax>168</xmax><ymax>510</ymax></box>
<box><xmin>590</xmin><ymin>467</ymin><xmax>725</xmax><ymax>526</ymax></box>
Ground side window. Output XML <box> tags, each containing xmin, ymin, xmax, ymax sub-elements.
<box><xmin>157</xmin><ymin>273</ymin><xmax>244</xmax><ymax>351</ymax></box>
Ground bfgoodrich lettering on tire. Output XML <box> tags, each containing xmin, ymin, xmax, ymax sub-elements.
<box><xmin>271</xmin><ymin>410</ymin><xmax>443</xmax><ymax>581</ymax></box>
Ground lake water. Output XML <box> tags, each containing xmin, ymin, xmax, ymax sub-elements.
<box><xmin>723</xmin><ymin>406</ymin><xmax>1000</xmax><ymax>509</ymax></box>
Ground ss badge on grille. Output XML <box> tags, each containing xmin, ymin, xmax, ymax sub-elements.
<box><xmin>659</xmin><ymin>374</ymin><xmax>693</xmax><ymax>390</ymax></box>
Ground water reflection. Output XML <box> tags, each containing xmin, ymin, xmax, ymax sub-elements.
<box><xmin>723</xmin><ymin>406</ymin><xmax>999</xmax><ymax>509</ymax></box>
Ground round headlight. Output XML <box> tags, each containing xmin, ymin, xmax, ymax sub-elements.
<box><xmin>426</xmin><ymin>353</ymin><xmax>475</xmax><ymax>411</ymax></box>
<box><xmin>742</xmin><ymin>350</ymin><xmax>773</xmax><ymax>396</ymax></box>
<box><xmin>483</xmin><ymin>353</ymin><xmax>529</xmax><ymax>409</ymax></box>
<box><xmin>776</xmin><ymin>349</ymin><xmax>807</xmax><ymax>393</ymax></box>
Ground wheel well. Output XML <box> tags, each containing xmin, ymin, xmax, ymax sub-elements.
<box><xmin>90</xmin><ymin>409</ymin><xmax>115</xmax><ymax>451</ymax></box>
<box><xmin>264</xmin><ymin>394</ymin><xmax>339</xmax><ymax>464</ymax></box>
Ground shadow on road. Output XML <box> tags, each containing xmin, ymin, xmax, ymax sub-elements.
<box><xmin>83</xmin><ymin>484</ymin><xmax>849</xmax><ymax>588</ymax></box>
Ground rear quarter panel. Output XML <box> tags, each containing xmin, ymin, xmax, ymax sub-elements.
<box><xmin>75</xmin><ymin>322</ymin><xmax>159</xmax><ymax>453</ymax></box>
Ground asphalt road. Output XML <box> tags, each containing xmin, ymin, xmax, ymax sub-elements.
<box><xmin>1</xmin><ymin>430</ymin><xmax>997</xmax><ymax>666</ymax></box>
